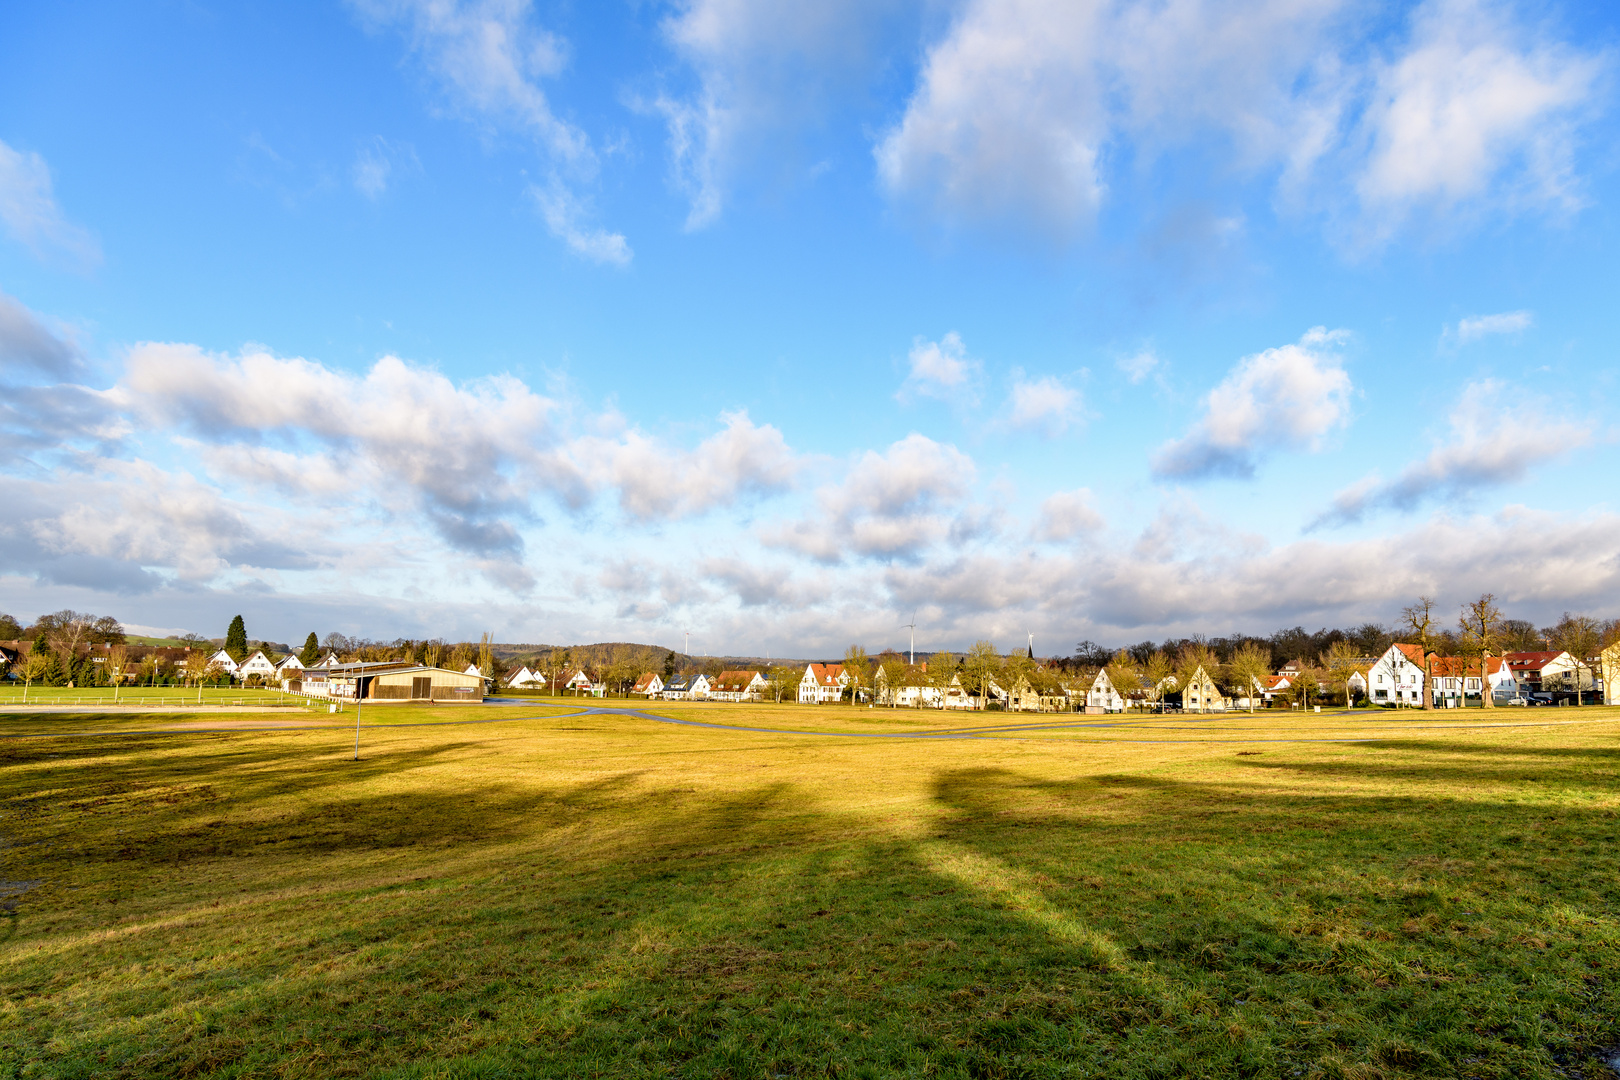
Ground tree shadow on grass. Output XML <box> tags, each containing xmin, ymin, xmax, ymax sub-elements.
<box><xmin>4</xmin><ymin>744</ymin><xmax>1619</xmax><ymax>1079</ymax></box>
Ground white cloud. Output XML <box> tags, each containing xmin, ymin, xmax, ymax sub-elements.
<box><xmin>763</xmin><ymin>434</ymin><xmax>977</xmax><ymax>563</ymax></box>
<box><xmin>1116</xmin><ymin>349</ymin><xmax>1160</xmax><ymax>384</ymax></box>
<box><xmin>1312</xmin><ymin>380</ymin><xmax>1593</xmax><ymax>527</ymax></box>
<box><xmin>0</xmin><ymin>138</ymin><xmax>101</xmax><ymax>268</ymax></box>
<box><xmin>529</xmin><ymin>181</ymin><xmax>632</xmax><ymax>267</ymax></box>
<box><xmin>1007</xmin><ymin>374</ymin><xmax>1081</xmax><ymax>434</ymax></box>
<box><xmin>1035</xmin><ymin>488</ymin><xmax>1104</xmax><ymax>542</ymax></box>
<box><xmin>1152</xmin><ymin>327</ymin><xmax>1353</xmax><ymax>480</ymax></box>
<box><xmin>874</xmin><ymin>0</ymin><xmax>1603</xmax><ymax>242</ymax></box>
<box><xmin>572</xmin><ymin>410</ymin><xmax>800</xmax><ymax>521</ymax></box>
<box><xmin>352</xmin><ymin>136</ymin><xmax>420</xmax><ymax>199</ymax></box>
<box><xmin>898</xmin><ymin>332</ymin><xmax>978</xmax><ymax>401</ymax></box>
<box><xmin>875</xmin><ymin>0</ymin><xmax>1110</xmax><ymax>231</ymax></box>
<box><xmin>1355</xmin><ymin>0</ymin><xmax>1600</xmax><ymax>225</ymax></box>
<box><xmin>351</xmin><ymin>0</ymin><xmax>628</xmax><ymax>262</ymax></box>
<box><xmin>1453</xmin><ymin>309</ymin><xmax>1533</xmax><ymax>343</ymax></box>
<box><xmin>0</xmin><ymin>289</ymin><xmax>84</xmax><ymax>379</ymax></box>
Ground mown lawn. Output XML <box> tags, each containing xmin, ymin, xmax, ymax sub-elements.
<box><xmin>1</xmin><ymin>703</ymin><xmax>1618</xmax><ymax>1079</ymax></box>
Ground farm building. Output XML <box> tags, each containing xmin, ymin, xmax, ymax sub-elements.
<box><xmin>316</xmin><ymin>662</ymin><xmax>486</xmax><ymax>704</ymax></box>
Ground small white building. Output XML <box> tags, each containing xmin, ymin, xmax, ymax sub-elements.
<box><xmin>1180</xmin><ymin>665</ymin><xmax>1227</xmax><ymax>713</ymax></box>
<box><xmin>710</xmin><ymin>670</ymin><xmax>767</xmax><ymax>702</ymax></box>
<box><xmin>506</xmin><ymin>665</ymin><xmax>546</xmax><ymax>689</ymax></box>
<box><xmin>1085</xmin><ymin>670</ymin><xmax>1125</xmax><ymax>713</ymax></box>
<box><xmin>632</xmin><ymin>672</ymin><xmax>664</xmax><ymax>697</ymax></box>
<box><xmin>208</xmin><ymin>649</ymin><xmax>240</xmax><ymax>677</ymax></box>
<box><xmin>661</xmin><ymin>673</ymin><xmax>710</xmax><ymax>701</ymax></box>
<box><xmin>798</xmin><ymin>663</ymin><xmax>847</xmax><ymax>704</ymax></box>
<box><xmin>875</xmin><ymin>664</ymin><xmax>944</xmax><ymax>708</ymax></box>
<box><xmin>1368</xmin><ymin>644</ymin><xmax>1427</xmax><ymax>706</ymax></box>
<box><xmin>275</xmin><ymin>654</ymin><xmax>304</xmax><ymax>678</ymax></box>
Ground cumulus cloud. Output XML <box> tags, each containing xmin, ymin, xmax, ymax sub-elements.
<box><xmin>1311</xmin><ymin>380</ymin><xmax>1593</xmax><ymax>528</ymax></box>
<box><xmin>1354</xmin><ymin>0</ymin><xmax>1600</xmax><ymax>227</ymax></box>
<box><xmin>1152</xmin><ymin>327</ymin><xmax>1353</xmax><ymax>480</ymax></box>
<box><xmin>873</xmin><ymin>0</ymin><xmax>1602</xmax><ymax>242</ymax></box>
<box><xmin>0</xmin><ymin>138</ymin><xmax>101</xmax><ymax>268</ymax></box>
<box><xmin>351</xmin><ymin>0</ymin><xmax>627</xmax><ymax>262</ymax></box>
<box><xmin>898</xmin><ymin>332</ymin><xmax>978</xmax><ymax>402</ymax></box>
<box><xmin>1007</xmin><ymin>373</ymin><xmax>1081</xmax><ymax>434</ymax></box>
<box><xmin>572</xmin><ymin>410</ymin><xmax>800</xmax><ymax>520</ymax></box>
<box><xmin>1034</xmin><ymin>488</ymin><xmax>1104</xmax><ymax>542</ymax></box>
<box><xmin>1452</xmin><ymin>309</ymin><xmax>1533</xmax><ymax>343</ymax></box>
<box><xmin>0</xmin><ymin>290</ymin><xmax>84</xmax><ymax>378</ymax></box>
<box><xmin>763</xmin><ymin>433</ymin><xmax>977</xmax><ymax>563</ymax></box>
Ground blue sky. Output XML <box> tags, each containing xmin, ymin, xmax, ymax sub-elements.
<box><xmin>1</xmin><ymin>0</ymin><xmax>1616</xmax><ymax>655</ymax></box>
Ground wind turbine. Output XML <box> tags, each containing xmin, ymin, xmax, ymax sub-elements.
<box><xmin>901</xmin><ymin>612</ymin><xmax>917</xmax><ymax>665</ymax></box>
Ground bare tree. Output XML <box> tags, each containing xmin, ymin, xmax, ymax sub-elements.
<box><xmin>1104</xmin><ymin>649</ymin><xmax>1140</xmax><ymax>710</ymax></box>
<box><xmin>1459</xmin><ymin>593</ymin><xmax>1503</xmax><ymax>709</ymax></box>
<box><xmin>1143</xmin><ymin>650</ymin><xmax>1173</xmax><ymax>713</ymax></box>
<box><xmin>1401</xmin><ymin>596</ymin><xmax>1437</xmax><ymax>656</ymax></box>
<box><xmin>106</xmin><ymin>645</ymin><xmax>129</xmax><ymax>705</ymax></box>
<box><xmin>1322</xmin><ymin>640</ymin><xmax>1361</xmax><ymax>709</ymax></box>
<box><xmin>1228</xmin><ymin>643</ymin><xmax>1271</xmax><ymax>713</ymax></box>
<box><xmin>964</xmin><ymin>640</ymin><xmax>1000</xmax><ymax>711</ymax></box>
<box><xmin>1545</xmin><ymin>612</ymin><xmax>1599</xmax><ymax>705</ymax></box>
<box><xmin>842</xmin><ymin>645</ymin><xmax>870</xmax><ymax>707</ymax></box>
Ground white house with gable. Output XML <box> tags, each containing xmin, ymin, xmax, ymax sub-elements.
<box><xmin>1369</xmin><ymin>644</ymin><xmax>1427</xmax><ymax>706</ymax></box>
<box><xmin>798</xmin><ymin>663</ymin><xmax>847</xmax><ymax>704</ymax></box>
<box><xmin>1085</xmin><ymin>670</ymin><xmax>1124</xmax><ymax>713</ymax></box>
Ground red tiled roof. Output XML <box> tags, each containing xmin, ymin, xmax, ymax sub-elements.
<box><xmin>807</xmin><ymin>663</ymin><xmax>844</xmax><ymax>685</ymax></box>
<box><xmin>632</xmin><ymin>673</ymin><xmax>660</xmax><ymax>692</ymax></box>
<box><xmin>712</xmin><ymin>670</ymin><xmax>761</xmax><ymax>692</ymax></box>
<box><xmin>1392</xmin><ymin>643</ymin><xmax>1426</xmax><ymax>664</ymax></box>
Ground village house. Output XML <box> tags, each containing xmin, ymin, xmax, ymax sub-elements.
<box><xmin>798</xmin><ymin>663</ymin><xmax>847</xmax><ymax>704</ymax></box>
<box><xmin>661</xmin><ymin>673</ymin><xmax>710</xmax><ymax>701</ymax></box>
<box><xmin>208</xmin><ymin>649</ymin><xmax>240</xmax><ymax>678</ymax></box>
<box><xmin>506</xmin><ymin>665</ymin><xmax>545</xmax><ymax>689</ymax></box>
<box><xmin>710</xmin><ymin>670</ymin><xmax>766</xmax><ymax>702</ymax></box>
<box><xmin>1426</xmin><ymin>655</ymin><xmax>1515</xmax><ymax>707</ymax></box>
<box><xmin>1503</xmin><ymin>651</ymin><xmax>1592</xmax><ymax>698</ymax></box>
<box><xmin>1084</xmin><ymin>669</ymin><xmax>1124</xmax><ymax>713</ymax></box>
<box><xmin>873</xmin><ymin>663</ymin><xmax>944</xmax><ymax>708</ymax></box>
<box><xmin>1601</xmin><ymin>642</ymin><xmax>1620</xmax><ymax>705</ymax></box>
<box><xmin>236</xmin><ymin>650</ymin><xmax>279</xmax><ymax>684</ymax></box>
<box><xmin>631</xmin><ymin>672</ymin><xmax>664</xmax><ymax>697</ymax></box>
<box><xmin>562</xmin><ymin>668</ymin><xmax>600</xmax><ymax>696</ymax></box>
<box><xmin>1368</xmin><ymin>644</ymin><xmax>1426</xmax><ymax>706</ymax></box>
<box><xmin>1179</xmin><ymin>665</ymin><xmax>1227</xmax><ymax>713</ymax></box>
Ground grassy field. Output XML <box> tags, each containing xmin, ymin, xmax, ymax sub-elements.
<box><xmin>2</xmin><ymin>701</ymin><xmax>1618</xmax><ymax>1079</ymax></box>
<box><xmin>0</xmin><ymin>687</ymin><xmax>307</xmax><ymax>709</ymax></box>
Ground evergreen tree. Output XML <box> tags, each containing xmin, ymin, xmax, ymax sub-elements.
<box><xmin>663</xmin><ymin>651</ymin><xmax>676</xmax><ymax>680</ymax></box>
<box><xmin>299</xmin><ymin>632</ymin><xmax>320</xmax><ymax>665</ymax></box>
<box><xmin>225</xmin><ymin>615</ymin><xmax>248</xmax><ymax>661</ymax></box>
<box><xmin>42</xmin><ymin>648</ymin><xmax>67</xmax><ymax>687</ymax></box>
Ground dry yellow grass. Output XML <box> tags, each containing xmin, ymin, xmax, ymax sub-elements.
<box><xmin>2</xmin><ymin>701</ymin><xmax>1618</xmax><ymax>1078</ymax></box>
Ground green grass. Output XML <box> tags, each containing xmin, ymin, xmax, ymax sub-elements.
<box><xmin>2</xmin><ymin>703</ymin><xmax>1618</xmax><ymax>1079</ymax></box>
<box><xmin>0</xmin><ymin>687</ymin><xmax>305</xmax><ymax>708</ymax></box>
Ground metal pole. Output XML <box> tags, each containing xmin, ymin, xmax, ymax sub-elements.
<box><xmin>353</xmin><ymin>672</ymin><xmax>362</xmax><ymax>760</ymax></box>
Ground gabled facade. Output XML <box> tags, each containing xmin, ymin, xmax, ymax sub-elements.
<box><xmin>1085</xmin><ymin>670</ymin><xmax>1124</xmax><ymax>713</ymax></box>
<box><xmin>711</xmin><ymin>670</ymin><xmax>766</xmax><ymax>702</ymax></box>
<box><xmin>1503</xmin><ymin>651</ymin><xmax>1591</xmax><ymax>695</ymax></box>
<box><xmin>1601</xmin><ymin>642</ymin><xmax>1620</xmax><ymax>706</ymax></box>
<box><xmin>798</xmin><ymin>663</ymin><xmax>847</xmax><ymax>704</ymax></box>
<box><xmin>236</xmin><ymin>650</ymin><xmax>278</xmax><ymax>682</ymax></box>
<box><xmin>563</xmin><ymin>667</ymin><xmax>596</xmax><ymax>694</ymax></box>
<box><xmin>1368</xmin><ymin>643</ymin><xmax>1426</xmax><ymax>706</ymax></box>
<box><xmin>1426</xmin><ymin>655</ymin><xmax>1514</xmax><ymax>706</ymax></box>
<box><xmin>660</xmin><ymin>673</ymin><xmax>710</xmax><ymax>700</ymax></box>
<box><xmin>1180</xmin><ymin>665</ymin><xmax>1227</xmax><ymax>713</ymax></box>
<box><xmin>632</xmin><ymin>672</ymin><xmax>664</xmax><ymax>697</ymax></box>
<box><xmin>208</xmin><ymin>649</ymin><xmax>240</xmax><ymax>675</ymax></box>
<box><xmin>507</xmin><ymin>665</ymin><xmax>546</xmax><ymax>689</ymax></box>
